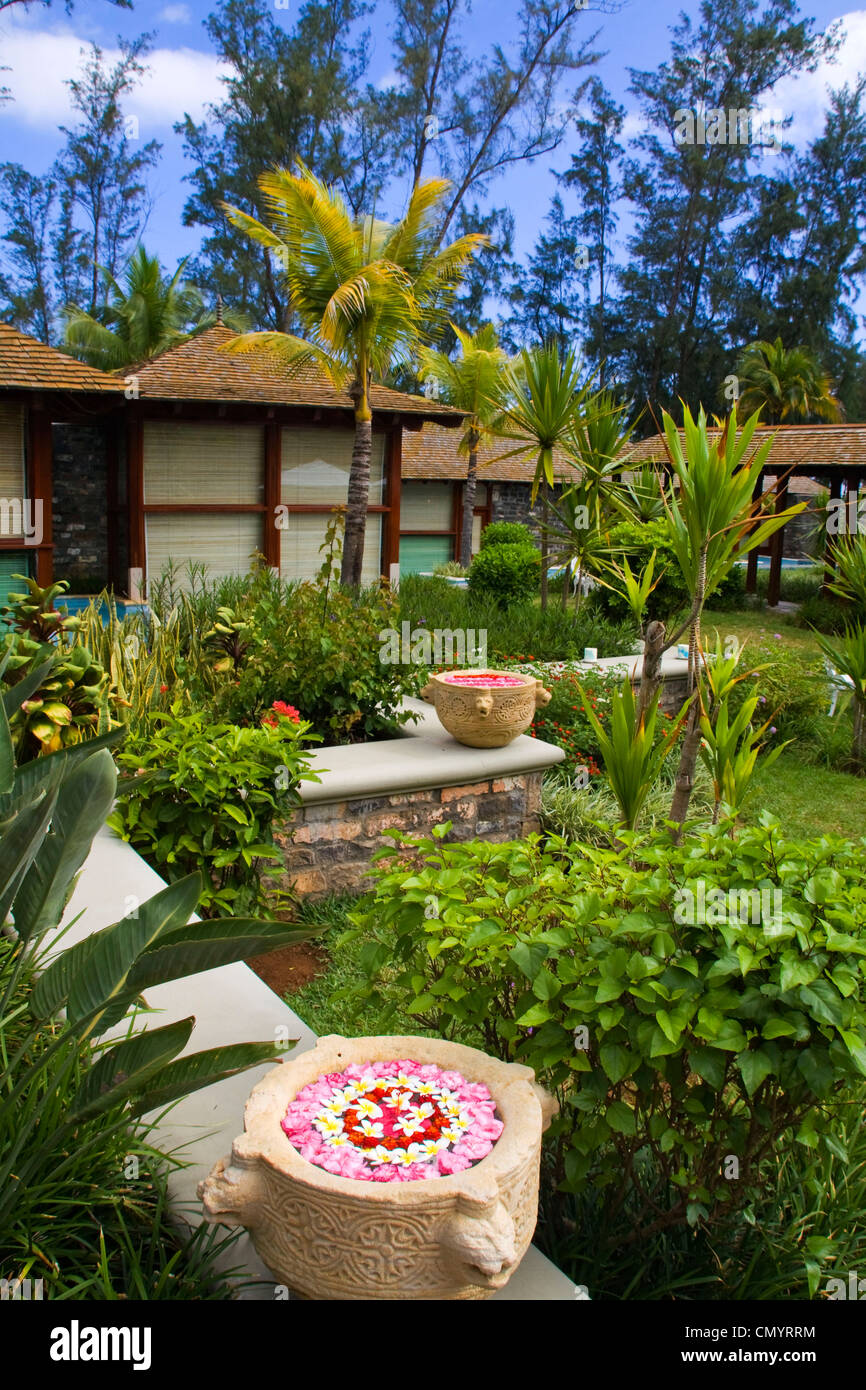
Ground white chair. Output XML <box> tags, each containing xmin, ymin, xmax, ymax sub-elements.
<box><xmin>824</xmin><ymin>658</ymin><xmax>855</xmax><ymax>717</ymax></box>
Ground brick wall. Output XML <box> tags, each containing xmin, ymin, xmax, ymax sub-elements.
<box><xmin>275</xmin><ymin>771</ymin><xmax>544</xmax><ymax>898</ymax></box>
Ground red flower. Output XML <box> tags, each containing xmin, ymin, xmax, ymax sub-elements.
<box><xmin>159</xmin><ymin>684</ymin><xmax>168</xmax><ymax>694</ymax></box>
<box><xmin>263</xmin><ymin>699</ymin><xmax>301</xmax><ymax>727</ymax></box>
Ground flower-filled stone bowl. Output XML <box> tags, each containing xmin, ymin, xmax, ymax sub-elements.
<box><xmin>198</xmin><ymin>1034</ymin><xmax>557</xmax><ymax>1301</ymax></box>
<box><xmin>419</xmin><ymin>669</ymin><xmax>552</xmax><ymax>748</ymax></box>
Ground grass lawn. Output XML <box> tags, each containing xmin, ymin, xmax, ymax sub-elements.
<box><xmin>743</xmin><ymin>752</ymin><xmax>865</xmax><ymax>840</ymax></box>
<box><xmin>702</xmin><ymin>605</ymin><xmax>818</xmax><ymax>655</ymax></box>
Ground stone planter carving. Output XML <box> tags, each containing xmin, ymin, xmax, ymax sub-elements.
<box><xmin>420</xmin><ymin>670</ymin><xmax>552</xmax><ymax>748</ymax></box>
<box><xmin>198</xmin><ymin>1033</ymin><xmax>557</xmax><ymax>1301</ymax></box>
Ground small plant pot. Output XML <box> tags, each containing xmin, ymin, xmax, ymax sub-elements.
<box><xmin>419</xmin><ymin>669</ymin><xmax>552</xmax><ymax>748</ymax></box>
<box><xmin>198</xmin><ymin>1034</ymin><xmax>557</xmax><ymax>1301</ymax></box>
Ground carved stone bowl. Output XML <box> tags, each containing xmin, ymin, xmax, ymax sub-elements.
<box><xmin>420</xmin><ymin>670</ymin><xmax>552</xmax><ymax>748</ymax></box>
<box><xmin>198</xmin><ymin>1033</ymin><xmax>557</xmax><ymax>1301</ymax></box>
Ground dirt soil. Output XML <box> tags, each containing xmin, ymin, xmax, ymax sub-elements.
<box><xmin>247</xmin><ymin>940</ymin><xmax>330</xmax><ymax>996</ymax></box>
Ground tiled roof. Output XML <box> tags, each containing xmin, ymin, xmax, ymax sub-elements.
<box><xmin>402</xmin><ymin>422</ymin><xmax>577</xmax><ymax>481</ymax></box>
<box><xmin>0</xmin><ymin>321</ymin><xmax>125</xmax><ymax>393</ymax></box>
<box><xmin>130</xmin><ymin>325</ymin><xmax>464</xmax><ymax>421</ymax></box>
<box><xmin>627</xmin><ymin>424</ymin><xmax>866</xmax><ymax>472</ymax></box>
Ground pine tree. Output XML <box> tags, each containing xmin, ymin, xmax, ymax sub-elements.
<box><xmin>53</xmin><ymin>37</ymin><xmax>161</xmax><ymax>317</ymax></box>
<box><xmin>560</xmin><ymin>77</ymin><xmax>625</xmax><ymax>382</ymax></box>
<box><xmin>503</xmin><ymin>193</ymin><xmax>582</xmax><ymax>353</ymax></box>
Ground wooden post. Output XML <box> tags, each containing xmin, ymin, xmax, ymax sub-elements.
<box><xmin>767</xmin><ymin>474</ymin><xmax>789</xmax><ymax>608</ymax></box>
<box><xmin>263</xmin><ymin>419</ymin><xmax>281</xmax><ymax>569</ymax></box>
<box><xmin>382</xmin><ymin>424</ymin><xmax>402</xmax><ymax>577</ymax></box>
<box><xmin>745</xmin><ymin>467</ymin><xmax>763</xmax><ymax>595</ymax></box>
<box><xmin>126</xmin><ymin>411</ymin><xmax>144</xmax><ymax>598</ymax></box>
<box><xmin>28</xmin><ymin>404</ymin><xmax>53</xmax><ymax>587</ymax></box>
<box><xmin>821</xmin><ymin>472</ymin><xmax>843</xmax><ymax>595</ymax></box>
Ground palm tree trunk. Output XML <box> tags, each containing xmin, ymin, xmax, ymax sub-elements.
<box><xmin>853</xmin><ymin>694</ymin><xmax>865</xmax><ymax>773</ymax></box>
<box><xmin>669</xmin><ymin>547</ymin><xmax>707</xmax><ymax>834</ymax></box>
<box><xmin>638</xmin><ymin>620</ymin><xmax>666</xmax><ymax>721</ymax></box>
<box><xmin>342</xmin><ymin>374</ymin><xmax>372</xmax><ymax>587</ymax></box>
<box><xmin>540</xmin><ymin>481</ymin><xmax>549</xmax><ymax>611</ymax></box>
<box><xmin>459</xmin><ymin>434</ymin><xmax>480</xmax><ymax>569</ymax></box>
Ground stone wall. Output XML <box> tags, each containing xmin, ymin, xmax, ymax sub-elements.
<box><xmin>52</xmin><ymin>423</ymin><xmax>109</xmax><ymax>585</ymax></box>
<box><xmin>275</xmin><ymin>771</ymin><xmax>544</xmax><ymax>898</ymax></box>
<box><xmin>490</xmin><ymin>483</ymin><xmax>565</xmax><ymax>540</ymax></box>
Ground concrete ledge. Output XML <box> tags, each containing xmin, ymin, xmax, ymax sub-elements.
<box><xmin>298</xmin><ymin>698</ymin><xmax>565</xmax><ymax>805</ymax></box>
<box><xmin>54</xmin><ymin>826</ymin><xmax>581</xmax><ymax>1301</ymax></box>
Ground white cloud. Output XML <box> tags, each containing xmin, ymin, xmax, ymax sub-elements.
<box><xmin>159</xmin><ymin>4</ymin><xmax>194</xmax><ymax>23</ymax></box>
<box><xmin>0</xmin><ymin>17</ymin><xmax>228</xmax><ymax>129</ymax></box>
<box><xmin>766</xmin><ymin>10</ymin><xmax>866</xmax><ymax>146</ymax></box>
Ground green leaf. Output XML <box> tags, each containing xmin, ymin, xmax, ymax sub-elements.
<box><xmin>126</xmin><ymin>1041</ymin><xmax>291</xmax><ymax>1118</ymax></box>
<box><xmin>688</xmin><ymin>1046</ymin><xmax>726</xmax><ymax>1089</ymax></box>
<box><xmin>516</xmin><ymin>1002</ymin><xmax>552</xmax><ymax>1027</ymax></box>
<box><xmin>69</xmin><ymin>1017</ymin><xmax>195</xmax><ymax>1121</ymax></box>
<box><xmin>532</xmin><ymin>970</ymin><xmax>559</xmax><ymax>1001</ymax></box>
<box><xmin>509</xmin><ymin>940</ymin><xmax>549</xmax><ymax>980</ymax></box>
<box><xmin>127</xmin><ymin>918</ymin><xmax>322</xmax><ymax>992</ymax></box>
<box><xmin>31</xmin><ymin>873</ymin><xmax>203</xmax><ymax>1029</ymax></box>
<box><xmin>736</xmin><ymin>1048</ymin><xmax>775</xmax><ymax>1096</ymax></box>
<box><xmin>11</xmin><ymin>749</ymin><xmax>117</xmax><ymax>943</ymax></box>
<box><xmin>605</xmin><ymin>1100</ymin><xmax>636</xmax><ymax>1136</ymax></box>
<box><xmin>599</xmin><ymin>1043</ymin><xmax>631</xmax><ymax>1085</ymax></box>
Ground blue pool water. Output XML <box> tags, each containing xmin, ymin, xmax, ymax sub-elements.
<box><xmin>58</xmin><ymin>597</ymin><xmax>150</xmax><ymax>622</ymax></box>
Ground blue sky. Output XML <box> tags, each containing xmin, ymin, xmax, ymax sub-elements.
<box><xmin>1</xmin><ymin>0</ymin><xmax>864</xmax><ymax>284</ymax></box>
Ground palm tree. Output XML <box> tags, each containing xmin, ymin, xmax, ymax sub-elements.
<box><xmin>546</xmin><ymin>390</ymin><xmax>634</xmax><ymax>610</ymax></box>
<box><xmin>63</xmin><ymin>246</ymin><xmax>229</xmax><ymax>370</ymax></box>
<box><xmin>492</xmin><ymin>343</ymin><xmax>590</xmax><ymax>609</ymax></box>
<box><xmin>417</xmin><ymin>323</ymin><xmax>510</xmax><ymax>567</ymax></box>
<box><xmin>220</xmin><ymin>165</ymin><xmax>485</xmax><ymax>586</ymax></box>
<box><xmin>732</xmin><ymin>338</ymin><xmax>843</xmax><ymax>423</ymax></box>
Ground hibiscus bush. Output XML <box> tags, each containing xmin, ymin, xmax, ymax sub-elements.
<box><xmin>344</xmin><ymin>820</ymin><xmax>866</xmax><ymax>1245</ymax></box>
<box><xmin>110</xmin><ymin>701</ymin><xmax>319</xmax><ymax>916</ymax></box>
<box><xmin>528</xmin><ymin>665</ymin><xmax>626</xmax><ymax>779</ymax></box>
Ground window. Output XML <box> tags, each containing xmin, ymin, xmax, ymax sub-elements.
<box><xmin>280</xmin><ymin>428</ymin><xmax>384</xmax><ymax>504</ymax></box>
<box><xmin>280</xmin><ymin>513</ymin><xmax>382</xmax><ymax>586</ymax></box>
<box><xmin>143</xmin><ymin>423</ymin><xmax>264</xmax><ymax>504</ymax></box>
<box><xmin>145</xmin><ymin>514</ymin><xmax>262</xmax><ymax>591</ymax></box>
<box><xmin>401</xmin><ymin>481</ymin><xmax>453</xmax><ymax>530</ymax></box>
<box><xmin>399</xmin><ymin>534</ymin><xmax>452</xmax><ymax>574</ymax></box>
<box><xmin>0</xmin><ymin>404</ymin><xmax>26</xmax><ymax>540</ymax></box>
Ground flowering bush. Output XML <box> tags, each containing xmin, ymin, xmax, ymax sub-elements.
<box><xmin>110</xmin><ymin>703</ymin><xmax>319</xmax><ymax>916</ymax></box>
<box><xmin>526</xmin><ymin>666</ymin><xmax>624</xmax><ymax>777</ymax></box>
<box><xmin>282</xmin><ymin>1059</ymin><xmax>502</xmax><ymax>1182</ymax></box>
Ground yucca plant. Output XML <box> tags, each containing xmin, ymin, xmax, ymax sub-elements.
<box><xmin>493</xmin><ymin>343</ymin><xmax>592</xmax><ymax>610</ymax></box>
<box><xmin>659</xmin><ymin>404</ymin><xmax>805</xmax><ymax>830</ymax></box>
<box><xmin>815</xmin><ymin>624</ymin><xmax>866</xmax><ymax>772</ymax></box>
<box><xmin>576</xmin><ymin>675</ymin><xmax>685</xmax><ymax>831</ymax></box>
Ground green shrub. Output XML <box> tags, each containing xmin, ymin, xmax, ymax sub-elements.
<box><xmin>468</xmin><ymin>542</ymin><xmax>541</xmax><ymax>607</ymax></box>
<box><xmin>480</xmin><ymin>520</ymin><xmax>536</xmax><ymax>549</ymax></box>
<box><xmin>797</xmin><ymin>593</ymin><xmax>856</xmax><ymax>635</ymax></box>
<box><xmin>593</xmin><ymin>520</ymin><xmax>742</xmax><ymax>626</ymax></box>
<box><xmin>0</xmin><ymin>576</ymin><xmax>121</xmax><ymax>758</ymax></box>
<box><xmin>399</xmin><ymin>573</ymin><xmax>636</xmax><ymax>663</ymax></box>
<box><xmin>756</xmin><ymin>564</ymin><xmax>823</xmax><ymax>604</ymax></box>
<box><xmin>111</xmin><ymin>702</ymin><xmax>318</xmax><ymax>915</ymax></box>
<box><xmin>206</xmin><ymin>568</ymin><xmax>417</xmax><ymax>743</ymax></box>
<box><xmin>346</xmin><ymin>821</ymin><xmax>866</xmax><ymax>1245</ymax></box>
<box><xmin>0</xmin><ymin>706</ymin><xmax>317</xmax><ymax>1297</ymax></box>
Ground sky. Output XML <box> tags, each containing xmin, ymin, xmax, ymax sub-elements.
<box><xmin>1</xmin><ymin>0</ymin><xmax>865</xmax><ymax>293</ymax></box>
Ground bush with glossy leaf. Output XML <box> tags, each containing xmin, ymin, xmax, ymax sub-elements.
<box><xmin>345</xmin><ymin>819</ymin><xmax>866</xmax><ymax>1243</ymax></box>
<box><xmin>110</xmin><ymin>702</ymin><xmax>319</xmax><ymax>915</ymax></box>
